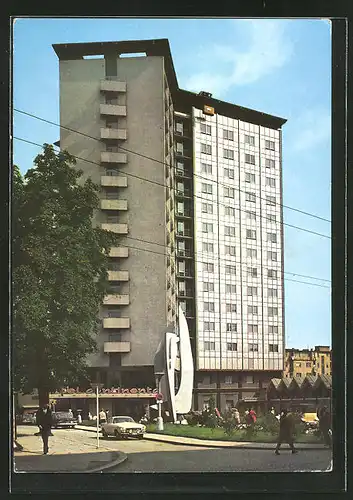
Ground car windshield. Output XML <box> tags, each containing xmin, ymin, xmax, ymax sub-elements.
<box><xmin>55</xmin><ymin>412</ymin><xmax>72</xmax><ymax>418</ymax></box>
<box><xmin>113</xmin><ymin>417</ymin><xmax>134</xmax><ymax>423</ymax></box>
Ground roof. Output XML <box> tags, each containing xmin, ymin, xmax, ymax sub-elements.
<box><xmin>303</xmin><ymin>374</ymin><xmax>319</xmax><ymax>387</ymax></box>
<box><xmin>52</xmin><ymin>38</ymin><xmax>286</xmax><ymax>130</ymax></box>
<box><xmin>269</xmin><ymin>378</ymin><xmax>282</xmax><ymax>389</ymax></box>
<box><xmin>316</xmin><ymin>374</ymin><xmax>332</xmax><ymax>389</ymax></box>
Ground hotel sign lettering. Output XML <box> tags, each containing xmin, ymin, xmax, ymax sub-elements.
<box><xmin>54</xmin><ymin>387</ymin><xmax>158</xmax><ymax>397</ymax></box>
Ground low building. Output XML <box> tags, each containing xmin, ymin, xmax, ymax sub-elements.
<box><xmin>284</xmin><ymin>346</ymin><xmax>332</xmax><ymax>380</ymax></box>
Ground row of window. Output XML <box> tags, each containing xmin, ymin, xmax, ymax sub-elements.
<box><xmin>201</xmin><ymin>204</ymin><xmax>278</xmax><ymax>223</ymax></box>
<box><xmin>201</xmin><ymin>180</ymin><xmax>276</xmax><ymax>197</ymax></box>
<box><xmin>199</xmin><ymin>125</ymin><xmax>276</xmax><ymax>152</ymax></box>
<box><xmin>203</xmin><ymin>322</ymin><xmax>280</xmax><ymax>333</ymax></box>
<box><xmin>201</xmin><ymin>251</ymin><xmax>279</xmax><ymax>270</ymax></box>
<box><xmin>203</xmin><ymin>279</ymin><xmax>278</xmax><ymax>294</ymax></box>
<box><xmin>200</xmin><ymin>159</ymin><xmax>276</xmax><ymax>176</ymax></box>
<box><xmin>201</xmin><ymin>223</ymin><xmax>277</xmax><ymax>242</ymax></box>
<box><xmin>203</xmin><ymin>303</ymin><xmax>279</xmax><ymax>314</ymax></box>
<box><xmin>203</xmin><ymin>341</ymin><xmax>279</xmax><ymax>352</ymax></box>
<box><xmin>201</xmin><ymin>145</ymin><xmax>276</xmax><ymax>159</ymax></box>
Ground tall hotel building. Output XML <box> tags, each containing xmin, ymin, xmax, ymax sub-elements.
<box><xmin>53</xmin><ymin>39</ymin><xmax>286</xmax><ymax>411</ymax></box>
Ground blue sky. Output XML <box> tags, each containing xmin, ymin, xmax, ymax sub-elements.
<box><xmin>13</xmin><ymin>18</ymin><xmax>331</xmax><ymax>349</ymax></box>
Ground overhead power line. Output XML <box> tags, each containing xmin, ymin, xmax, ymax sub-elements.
<box><xmin>14</xmin><ymin>135</ymin><xmax>331</xmax><ymax>241</ymax></box>
<box><xmin>14</xmin><ymin>108</ymin><xmax>331</xmax><ymax>225</ymax></box>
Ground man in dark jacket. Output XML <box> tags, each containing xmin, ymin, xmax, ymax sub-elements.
<box><xmin>275</xmin><ymin>408</ymin><xmax>298</xmax><ymax>455</ymax></box>
<box><xmin>318</xmin><ymin>406</ymin><xmax>331</xmax><ymax>447</ymax></box>
<box><xmin>36</xmin><ymin>405</ymin><xmax>53</xmax><ymax>454</ymax></box>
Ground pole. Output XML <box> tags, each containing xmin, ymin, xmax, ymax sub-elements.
<box><xmin>96</xmin><ymin>385</ymin><xmax>99</xmax><ymax>449</ymax></box>
<box><xmin>156</xmin><ymin>377</ymin><xmax>164</xmax><ymax>431</ymax></box>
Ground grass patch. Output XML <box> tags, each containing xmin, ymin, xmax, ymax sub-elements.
<box><xmin>146</xmin><ymin>424</ymin><xmax>321</xmax><ymax>444</ymax></box>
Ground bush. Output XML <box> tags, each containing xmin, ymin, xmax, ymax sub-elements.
<box><xmin>221</xmin><ymin>411</ymin><xmax>238</xmax><ymax>436</ymax></box>
<box><xmin>255</xmin><ymin>414</ymin><xmax>279</xmax><ymax>435</ymax></box>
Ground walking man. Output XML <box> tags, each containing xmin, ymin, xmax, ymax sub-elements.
<box><xmin>318</xmin><ymin>406</ymin><xmax>331</xmax><ymax>447</ymax></box>
<box><xmin>36</xmin><ymin>404</ymin><xmax>53</xmax><ymax>455</ymax></box>
<box><xmin>275</xmin><ymin>408</ymin><xmax>298</xmax><ymax>455</ymax></box>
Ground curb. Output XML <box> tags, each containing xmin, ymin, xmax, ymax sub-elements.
<box><xmin>75</xmin><ymin>451</ymin><xmax>128</xmax><ymax>473</ymax></box>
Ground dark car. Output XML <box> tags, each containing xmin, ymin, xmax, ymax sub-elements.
<box><xmin>21</xmin><ymin>411</ymin><xmax>37</xmax><ymax>425</ymax></box>
<box><xmin>52</xmin><ymin>411</ymin><xmax>77</xmax><ymax>429</ymax></box>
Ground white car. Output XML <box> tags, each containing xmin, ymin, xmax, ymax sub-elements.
<box><xmin>101</xmin><ymin>416</ymin><xmax>146</xmax><ymax>439</ymax></box>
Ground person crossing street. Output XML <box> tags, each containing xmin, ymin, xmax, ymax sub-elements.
<box><xmin>275</xmin><ymin>408</ymin><xmax>298</xmax><ymax>455</ymax></box>
<box><xmin>35</xmin><ymin>404</ymin><xmax>53</xmax><ymax>455</ymax></box>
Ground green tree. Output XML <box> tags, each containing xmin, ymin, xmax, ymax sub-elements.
<box><xmin>13</xmin><ymin>145</ymin><xmax>118</xmax><ymax>406</ymax></box>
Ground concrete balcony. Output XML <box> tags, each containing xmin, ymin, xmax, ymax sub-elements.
<box><xmin>107</xmin><ymin>270</ymin><xmax>129</xmax><ymax>281</ymax></box>
<box><xmin>100</xmin><ymin>80</ymin><xmax>127</xmax><ymax>93</ymax></box>
<box><xmin>103</xmin><ymin>317</ymin><xmax>130</xmax><ymax>329</ymax></box>
<box><xmin>101</xmin><ymin>223</ymin><xmax>128</xmax><ymax>234</ymax></box>
<box><xmin>103</xmin><ymin>294</ymin><xmax>130</xmax><ymax>306</ymax></box>
<box><xmin>104</xmin><ymin>341</ymin><xmax>131</xmax><ymax>353</ymax></box>
<box><xmin>109</xmin><ymin>246</ymin><xmax>129</xmax><ymax>258</ymax></box>
<box><xmin>101</xmin><ymin>176</ymin><xmax>127</xmax><ymax>188</ymax></box>
<box><xmin>100</xmin><ymin>128</ymin><xmax>127</xmax><ymax>140</ymax></box>
<box><xmin>100</xmin><ymin>104</ymin><xmax>127</xmax><ymax>116</ymax></box>
<box><xmin>100</xmin><ymin>199</ymin><xmax>128</xmax><ymax>211</ymax></box>
<box><xmin>101</xmin><ymin>151</ymin><xmax>127</xmax><ymax>164</ymax></box>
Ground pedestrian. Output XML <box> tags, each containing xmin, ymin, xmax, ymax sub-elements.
<box><xmin>270</xmin><ymin>407</ymin><xmax>276</xmax><ymax>416</ymax></box>
<box><xmin>36</xmin><ymin>404</ymin><xmax>53</xmax><ymax>455</ymax></box>
<box><xmin>245</xmin><ymin>408</ymin><xmax>257</xmax><ymax>438</ymax></box>
<box><xmin>88</xmin><ymin>411</ymin><xmax>92</xmax><ymax>421</ymax></box>
<box><xmin>318</xmin><ymin>406</ymin><xmax>331</xmax><ymax>447</ymax></box>
<box><xmin>275</xmin><ymin>408</ymin><xmax>298</xmax><ymax>455</ymax></box>
<box><xmin>77</xmin><ymin>412</ymin><xmax>82</xmax><ymax>424</ymax></box>
<box><xmin>234</xmin><ymin>408</ymin><xmax>240</xmax><ymax>426</ymax></box>
<box><xmin>105</xmin><ymin>409</ymin><xmax>110</xmax><ymax>423</ymax></box>
<box><xmin>99</xmin><ymin>409</ymin><xmax>106</xmax><ymax>425</ymax></box>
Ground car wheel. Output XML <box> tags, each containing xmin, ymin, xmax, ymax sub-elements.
<box><xmin>137</xmin><ymin>435</ymin><xmax>144</xmax><ymax>440</ymax></box>
<box><xmin>102</xmin><ymin>429</ymin><xmax>108</xmax><ymax>438</ymax></box>
<box><xmin>114</xmin><ymin>430</ymin><xmax>121</xmax><ymax>439</ymax></box>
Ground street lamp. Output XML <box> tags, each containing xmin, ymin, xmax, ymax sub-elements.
<box><xmin>90</xmin><ymin>382</ymin><xmax>104</xmax><ymax>448</ymax></box>
<box><xmin>155</xmin><ymin>373</ymin><xmax>164</xmax><ymax>431</ymax></box>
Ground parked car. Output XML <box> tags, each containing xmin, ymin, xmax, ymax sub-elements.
<box><xmin>52</xmin><ymin>411</ymin><xmax>77</xmax><ymax>429</ymax></box>
<box><xmin>21</xmin><ymin>411</ymin><xmax>37</xmax><ymax>425</ymax></box>
<box><xmin>101</xmin><ymin>416</ymin><xmax>146</xmax><ymax>439</ymax></box>
<box><xmin>301</xmin><ymin>412</ymin><xmax>319</xmax><ymax>429</ymax></box>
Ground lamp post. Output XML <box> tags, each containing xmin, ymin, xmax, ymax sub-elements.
<box><xmin>90</xmin><ymin>382</ymin><xmax>104</xmax><ymax>449</ymax></box>
<box><xmin>155</xmin><ymin>373</ymin><xmax>164</xmax><ymax>431</ymax></box>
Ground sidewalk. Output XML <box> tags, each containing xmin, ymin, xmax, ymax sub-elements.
<box><xmin>14</xmin><ymin>426</ymin><xmax>127</xmax><ymax>473</ymax></box>
<box><xmin>75</xmin><ymin>425</ymin><xmax>327</xmax><ymax>450</ymax></box>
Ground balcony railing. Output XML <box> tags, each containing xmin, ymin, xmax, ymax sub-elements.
<box><xmin>103</xmin><ymin>317</ymin><xmax>130</xmax><ymax>329</ymax></box>
<box><xmin>100</xmin><ymin>199</ymin><xmax>128</xmax><ymax>211</ymax></box>
<box><xmin>100</xmin><ymin>103</ymin><xmax>127</xmax><ymax>116</ymax></box>
<box><xmin>176</xmin><ymin>228</ymin><xmax>193</xmax><ymax>237</ymax></box>
<box><xmin>104</xmin><ymin>341</ymin><xmax>131</xmax><ymax>353</ymax></box>
<box><xmin>101</xmin><ymin>223</ymin><xmax>128</xmax><ymax>234</ymax></box>
<box><xmin>101</xmin><ymin>176</ymin><xmax>127</xmax><ymax>187</ymax></box>
<box><xmin>107</xmin><ymin>270</ymin><xmax>129</xmax><ymax>281</ymax></box>
<box><xmin>175</xmin><ymin>189</ymin><xmax>192</xmax><ymax>198</ymax></box>
<box><xmin>103</xmin><ymin>294</ymin><xmax>130</xmax><ymax>305</ymax></box>
<box><xmin>109</xmin><ymin>247</ymin><xmax>129</xmax><ymax>258</ymax></box>
<box><xmin>101</xmin><ymin>151</ymin><xmax>127</xmax><ymax>164</ymax></box>
<box><xmin>100</xmin><ymin>128</ymin><xmax>127</xmax><ymax>140</ymax></box>
<box><xmin>100</xmin><ymin>79</ymin><xmax>127</xmax><ymax>92</ymax></box>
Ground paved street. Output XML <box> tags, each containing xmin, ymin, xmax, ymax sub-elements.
<box><xmin>15</xmin><ymin>427</ymin><xmax>332</xmax><ymax>473</ymax></box>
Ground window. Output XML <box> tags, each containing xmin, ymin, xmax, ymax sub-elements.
<box><xmin>204</xmin><ymin>341</ymin><xmax>215</xmax><ymax>350</ymax></box>
<box><xmin>245</xmin><ymin>135</ymin><xmax>255</xmax><ymax>146</ymax></box>
<box><xmin>202</xmin><ymin>202</ymin><xmax>213</xmax><ymax>214</ymax></box>
<box><xmin>225</xmin><ymin>226</ymin><xmax>236</xmax><ymax>237</ymax></box>
<box><xmin>269</xmin><ymin>344</ymin><xmax>279</xmax><ymax>353</ymax></box>
<box><xmin>268</xmin><ymin>288</ymin><xmax>278</xmax><ymax>298</ymax></box>
<box><xmin>248</xmin><ymin>267</ymin><xmax>257</xmax><ymax>277</ymax></box>
<box><xmin>267</xmin><ymin>232</ymin><xmax>277</xmax><ymax>243</ymax></box>
<box><xmin>201</xmin><ymin>183</ymin><xmax>213</xmax><ymax>195</ymax></box>
<box><xmin>176</xmin><ymin>142</ymin><xmax>184</xmax><ymax>154</ymax></box>
<box><xmin>268</xmin><ymin>251</ymin><xmax>277</xmax><ymax>261</ymax></box>
<box><xmin>246</xmin><ymin>229</ymin><xmax>256</xmax><ymax>240</ymax></box>
<box><xmin>268</xmin><ymin>325</ymin><xmax>278</xmax><ymax>334</ymax></box>
<box><xmin>306</xmin><ymin>362</ymin><xmax>311</xmax><ymax>368</ymax></box>
<box><xmin>201</xmin><ymin>143</ymin><xmax>212</xmax><ymax>155</ymax></box>
<box><xmin>225</xmin><ymin>265</ymin><xmax>236</xmax><ymax>275</ymax></box>
<box><xmin>106</xmin><ymin>191</ymin><xmax>119</xmax><ymax>199</ymax></box>
<box><xmin>226</xmin><ymin>303</ymin><xmax>237</xmax><ymax>313</ymax></box>
<box><xmin>202</xmin><ymin>242</ymin><xmax>214</xmax><ymax>253</ymax></box>
<box><xmin>224</xmin><ymin>168</ymin><xmax>235</xmax><ymax>179</ymax></box>
<box><xmin>202</xmin><ymin>222</ymin><xmax>213</xmax><ymax>233</ymax></box>
<box><xmin>245</xmin><ymin>374</ymin><xmax>254</xmax><ymax>384</ymax></box>
<box><xmin>245</xmin><ymin>192</ymin><xmax>256</xmax><ymax>203</ymax></box>
<box><xmin>203</xmin><ymin>282</ymin><xmax>214</xmax><ymax>292</ymax></box>
<box><xmin>249</xmin><ymin>343</ymin><xmax>258</xmax><ymax>352</ymax></box>
<box><xmin>106</xmin><ymin>168</ymin><xmax>119</xmax><ymax>176</ymax></box>
<box><xmin>266</xmin><ymin>177</ymin><xmax>276</xmax><ymax>187</ymax></box>
<box><xmin>200</xmin><ymin>123</ymin><xmax>212</xmax><ymax>135</ymax></box>
<box><xmin>248</xmin><ymin>324</ymin><xmax>258</xmax><ymax>333</ymax></box>
<box><xmin>266</xmin><ymin>158</ymin><xmax>275</xmax><ymax>168</ymax></box>
<box><xmin>265</xmin><ymin>140</ymin><xmax>275</xmax><ymax>150</ymax></box>
<box><xmin>225</xmin><ymin>374</ymin><xmax>234</xmax><ymax>383</ymax></box>
<box><xmin>267</xmin><ymin>213</ymin><xmax>277</xmax><ymax>222</ymax></box>
<box><xmin>248</xmin><ymin>305</ymin><xmax>258</xmax><ymax>315</ymax></box>
<box><xmin>246</xmin><ymin>211</ymin><xmax>256</xmax><ymax>220</ymax></box>
<box><xmin>248</xmin><ymin>286</ymin><xmax>257</xmax><ymax>296</ymax></box>
<box><xmin>203</xmin><ymin>262</ymin><xmax>214</xmax><ymax>273</ymax></box>
<box><xmin>226</xmin><ymin>323</ymin><xmax>237</xmax><ymax>332</ymax></box>
<box><xmin>268</xmin><ymin>307</ymin><xmax>278</xmax><ymax>316</ymax></box>
<box><xmin>247</xmin><ymin>248</ymin><xmax>257</xmax><ymax>258</ymax></box>
<box><xmin>266</xmin><ymin>195</ymin><xmax>276</xmax><ymax>206</ymax></box>
<box><xmin>245</xmin><ymin>172</ymin><xmax>256</xmax><ymax>183</ymax></box>
<box><xmin>268</xmin><ymin>269</ymin><xmax>277</xmax><ymax>279</ymax></box>
<box><xmin>204</xmin><ymin>321</ymin><xmax>215</xmax><ymax>331</ymax></box>
<box><xmin>107</xmin><ymin>215</ymin><xmax>119</xmax><ymax>223</ymax></box>
<box><xmin>223</xmin><ymin>129</ymin><xmax>234</xmax><ymax>141</ymax></box>
<box><xmin>204</xmin><ymin>302</ymin><xmax>215</xmax><ymax>312</ymax></box>
<box><xmin>225</xmin><ymin>245</ymin><xmax>236</xmax><ymax>256</ymax></box>
<box><xmin>201</xmin><ymin>163</ymin><xmax>212</xmax><ymax>175</ymax></box>
<box><xmin>224</xmin><ymin>149</ymin><xmax>234</xmax><ymax>160</ymax></box>
<box><xmin>224</xmin><ymin>187</ymin><xmax>235</xmax><ymax>198</ymax></box>
<box><xmin>296</xmin><ymin>372</ymin><xmax>302</xmax><ymax>378</ymax></box>
<box><xmin>225</xmin><ymin>206</ymin><xmax>235</xmax><ymax>217</ymax></box>
<box><xmin>175</xmin><ymin>122</ymin><xmax>183</xmax><ymax>135</ymax></box>
<box><xmin>245</xmin><ymin>154</ymin><xmax>255</xmax><ymax>165</ymax></box>
<box><xmin>226</xmin><ymin>284</ymin><xmax>236</xmax><ymax>294</ymax></box>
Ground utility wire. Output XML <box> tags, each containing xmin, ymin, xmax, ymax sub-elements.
<box><xmin>14</xmin><ymin>134</ymin><xmax>331</xmax><ymax>241</ymax></box>
<box><xmin>14</xmin><ymin>108</ymin><xmax>331</xmax><ymax>225</ymax></box>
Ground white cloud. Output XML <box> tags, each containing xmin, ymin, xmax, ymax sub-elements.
<box><xmin>292</xmin><ymin>109</ymin><xmax>331</xmax><ymax>152</ymax></box>
<box><xmin>184</xmin><ymin>19</ymin><xmax>293</xmax><ymax>96</ymax></box>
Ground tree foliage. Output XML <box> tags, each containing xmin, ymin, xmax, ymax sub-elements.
<box><xmin>13</xmin><ymin>145</ymin><xmax>118</xmax><ymax>403</ymax></box>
